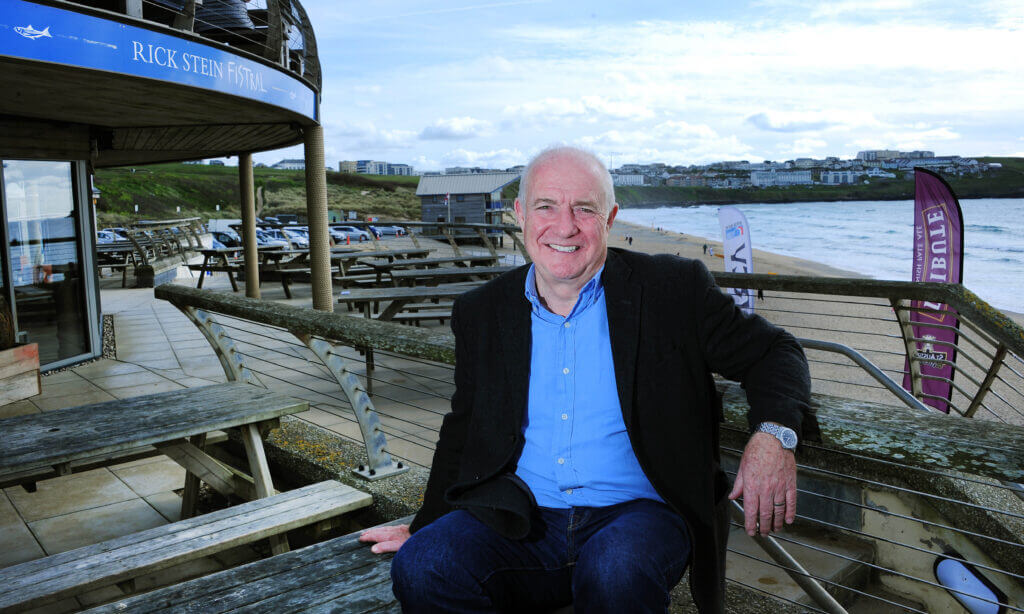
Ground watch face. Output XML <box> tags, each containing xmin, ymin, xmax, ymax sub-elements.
<box><xmin>780</xmin><ymin>428</ymin><xmax>798</xmax><ymax>449</ymax></box>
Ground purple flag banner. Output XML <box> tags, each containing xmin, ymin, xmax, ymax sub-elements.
<box><xmin>902</xmin><ymin>168</ymin><xmax>965</xmax><ymax>413</ymax></box>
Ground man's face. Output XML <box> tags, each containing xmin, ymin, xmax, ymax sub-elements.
<box><xmin>514</xmin><ymin>155</ymin><xmax>617</xmax><ymax>295</ymax></box>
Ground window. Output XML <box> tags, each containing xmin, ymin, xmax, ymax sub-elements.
<box><xmin>456</xmin><ymin>195</ymin><xmax>465</xmax><ymax>202</ymax></box>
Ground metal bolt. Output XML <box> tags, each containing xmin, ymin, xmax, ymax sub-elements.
<box><xmin>369</xmin><ymin>469</ymin><xmax>376</xmax><ymax>476</ymax></box>
<box><xmin>397</xmin><ymin>462</ymin><xmax>403</xmax><ymax>468</ymax></box>
<box><xmin>358</xmin><ymin>464</ymin><xmax>365</xmax><ymax>471</ymax></box>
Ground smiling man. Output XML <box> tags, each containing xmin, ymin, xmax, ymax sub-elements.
<box><xmin>361</xmin><ymin>146</ymin><xmax>811</xmax><ymax>613</ymax></box>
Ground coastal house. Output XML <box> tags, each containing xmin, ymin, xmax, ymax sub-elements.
<box><xmin>415</xmin><ymin>172</ymin><xmax>520</xmax><ymax>228</ymax></box>
<box><xmin>272</xmin><ymin>159</ymin><xmax>306</xmax><ymax>170</ymax></box>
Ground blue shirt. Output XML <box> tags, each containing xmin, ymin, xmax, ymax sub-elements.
<box><xmin>515</xmin><ymin>265</ymin><xmax>664</xmax><ymax>508</ymax></box>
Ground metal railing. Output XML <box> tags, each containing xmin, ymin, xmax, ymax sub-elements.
<box><xmin>53</xmin><ymin>0</ymin><xmax>320</xmax><ymax>90</ymax></box>
<box><xmin>156</xmin><ymin>276</ymin><xmax>1024</xmax><ymax>612</ymax></box>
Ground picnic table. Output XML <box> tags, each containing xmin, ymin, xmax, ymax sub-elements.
<box><xmin>0</xmin><ymin>384</ymin><xmax>381</xmax><ymax>613</ymax></box>
<box><xmin>389</xmin><ymin>264</ymin><xmax>515</xmax><ymax>287</ymax></box>
<box><xmin>191</xmin><ymin>247</ymin><xmax>287</xmax><ymax>291</ymax></box>
<box><xmin>337</xmin><ymin>283</ymin><xmax>483</xmax><ymax>321</ymax></box>
<box><xmin>0</xmin><ymin>383</ymin><xmax>306</xmax><ymax>517</ymax></box>
<box><xmin>360</xmin><ymin>255</ymin><xmax>499</xmax><ymax>284</ymax></box>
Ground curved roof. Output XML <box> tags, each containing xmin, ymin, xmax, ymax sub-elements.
<box><xmin>1</xmin><ymin>0</ymin><xmax>322</xmax><ymax>167</ymax></box>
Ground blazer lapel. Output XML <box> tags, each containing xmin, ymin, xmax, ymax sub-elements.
<box><xmin>497</xmin><ymin>267</ymin><xmax>532</xmax><ymax>427</ymax></box>
<box><xmin>603</xmin><ymin>250</ymin><xmax>642</xmax><ymax>428</ymax></box>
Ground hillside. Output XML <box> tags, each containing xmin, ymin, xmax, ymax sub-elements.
<box><xmin>614</xmin><ymin>157</ymin><xmax>1024</xmax><ymax>208</ymax></box>
<box><xmin>92</xmin><ymin>163</ymin><xmax>420</xmax><ymax>225</ymax></box>
<box><xmin>93</xmin><ymin>158</ymin><xmax>1024</xmax><ymax>225</ymax></box>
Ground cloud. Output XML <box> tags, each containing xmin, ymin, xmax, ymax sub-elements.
<box><xmin>327</xmin><ymin>121</ymin><xmax>416</xmax><ymax>152</ymax></box>
<box><xmin>442</xmin><ymin>148</ymin><xmax>525</xmax><ymax>168</ymax></box>
<box><xmin>419</xmin><ymin>117</ymin><xmax>493</xmax><ymax>140</ymax></box>
<box><xmin>747</xmin><ymin>111</ymin><xmax>880</xmax><ymax>133</ymax></box>
<box><xmin>503</xmin><ymin>96</ymin><xmax>654</xmax><ymax>123</ymax></box>
<box><xmin>780</xmin><ymin>138</ymin><xmax>829</xmax><ymax>156</ymax></box>
<box><xmin>577</xmin><ymin>121</ymin><xmax>753</xmax><ymax>163</ymax></box>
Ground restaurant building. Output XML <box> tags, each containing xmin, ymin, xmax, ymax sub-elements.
<box><xmin>0</xmin><ymin>0</ymin><xmax>323</xmax><ymax>369</ymax></box>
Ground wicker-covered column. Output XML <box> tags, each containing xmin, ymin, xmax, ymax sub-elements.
<box><xmin>303</xmin><ymin>125</ymin><xmax>333</xmax><ymax>311</ymax></box>
<box><xmin>238</xmin><ymin>152</ymin><xmax>260</xmax><ymax>299</ymax></box>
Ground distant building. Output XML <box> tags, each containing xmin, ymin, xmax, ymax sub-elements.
<box><xmin>793</xmin><ymin>158</ymin><xmax>823</xmax><ymax>169</ymax></box>
<box><xmin>611</xmin><ymin>173</ymin><xmax>644</xmax><ymax>186</ymax></box>
<box><xmin>208</xmin><ymin>160</ymin><xmax>225</xmax><ymax>166</ymax></box>
<box><xmin>820</xmin><ymin>170</ymin><xmax>859</xmax><ymax>185</ymax></box>
<box><xmin>272</xmin><ymin>159</ymin><xmax>305</xmax><ymax>170</ymax></box>
<box><xmin>445</xmin><ymin>166</ymin><xmax>502</xmax><ymax>174</ymax></box>
<box><xmin>751</xmin><ymin>170</ymin><xmax>812</xmax><ymax>187</ymax></box>
<box><xmin>865</xmin><ymin>168</ymin><xmax>896</xmax><ymax>178</ymax></box>
<box><xmin>416</xmin><ymin>172</ymin><xmax>520</xmax><ymax>228</ymax></box>
<box><xmin>338</xmin><ymin>160</ymin><xmax>413</xmax><ymax>175</ymax></box>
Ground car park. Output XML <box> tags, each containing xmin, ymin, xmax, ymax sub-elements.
<box><xmin>96</xmin><ymin>230</ymin><xmax>118</xmax><ymax>243</ymax></box>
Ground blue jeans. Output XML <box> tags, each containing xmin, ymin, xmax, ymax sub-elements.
<box><xmin>391</xmin><ymin>499</ymin><xmax>691</xmax><ymax>613</ymax></box>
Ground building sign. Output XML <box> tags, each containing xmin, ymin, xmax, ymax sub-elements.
<box><xmin>2</xmin><ymin>0</ymin><xmax>317</xmax><ymax>120</ymax></box>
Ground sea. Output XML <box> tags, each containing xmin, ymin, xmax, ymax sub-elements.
<box><xmin>615</xmin><ymin>198</ymin><xmax>1024</xmax><ymax>314</ymax></box>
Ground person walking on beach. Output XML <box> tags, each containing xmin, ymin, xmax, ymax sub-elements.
<box><xmin>362</xmin><ymin>146</ymin><xmax>811</xmax><ymax>614</ymax></box>
<box><xmin>703</xmin><ymin>243</ymin><xmax>708</xmax><ymax>255</ymax></box>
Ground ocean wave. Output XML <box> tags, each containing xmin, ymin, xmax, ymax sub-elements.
<box><xmin>966</xmin><ymin>224</ymin><xmax>1006</xmax><ymax>233</ymax></box>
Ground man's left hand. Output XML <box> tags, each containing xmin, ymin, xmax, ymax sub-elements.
<box><xmin>728</xmin><ymin>432</ymin><xmax>797</xmax><ymax>536</ymax></box>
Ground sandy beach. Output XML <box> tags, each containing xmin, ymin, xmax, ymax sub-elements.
<box><xmin>610</xmin><ymin>219</ymin><xmax>1022</xmax><ymax>425</ymax></box>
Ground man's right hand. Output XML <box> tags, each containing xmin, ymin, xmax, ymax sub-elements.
<box><xmin>358</xmin><ymin>523</ymin><xmax>411</xmax><ymax>554</ymax></box>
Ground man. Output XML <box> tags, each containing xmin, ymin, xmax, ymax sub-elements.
<box><xmin>361</xmin><ymin>147</ymin><xmax>811</xmax><ymax>613</ymax></box>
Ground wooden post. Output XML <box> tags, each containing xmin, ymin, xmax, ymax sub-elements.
<box><xmin>303</xmin><ymin>125</ymin><xmax>333</xmax><ymax>311</ymax></box>
<box><xmin>239</xmin><ymin>153</ymin><xmax>260</xmax><ymax>299</ymax></box>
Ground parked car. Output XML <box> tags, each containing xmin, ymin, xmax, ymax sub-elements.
<box><xmin>96</xmin><ymin>230</ymin><xmax>118</xmax><ymax>244</ymax></box>
<box><xmin>334</xmin><ymin>225</ymin><xmax>371</xmax><ymax>241</ymax></box>
<box><xmin>256</xmin><ymin>229</ymin><xmax>289</xmax><ymax>248</ymax></box>
<box><xmin>102</xmin><ymin>227</ymin><xmax>130</xmax><ymax>241</ymax></box>
<box><xmin>328</xmin><ymin>227</ymin><xmax>349</xmax><ymax>243</ymax></box>
<box><xmin>212</xmin><ymin>230</ymin><xmax>241</xmax><ymax>248</ymax></box>
<box><xmin>370</xmin><ymin>225</ymin><xmax>406</xmax><ymax>237</ymax></box>
<box><xmin>282</xmin><ymin>227</ymin><xmax>309</xmax><ymax>249</ymax></box>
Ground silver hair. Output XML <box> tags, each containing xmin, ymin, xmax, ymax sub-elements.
<box><xmin>517</xmin><ymin>146</ymin><xmax>615</xmax><ymax>213</ymax></box>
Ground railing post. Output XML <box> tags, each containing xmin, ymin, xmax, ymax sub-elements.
<box><xmin>474</xmin><ymin>227</ymin><xmax>498</xmax><ymax>258</ymax></box>
<box><xmin>303</xmin><ymin>125</ymin><xmax>333</xmax><ymax>312</ymax></box>
<box><xmin>173</xmin><ymin>305</ymin><xmax>261</xmax><ymax>386</ymax></box>
<box><xmin>965</xmin><ymin>344</ymin><xmax>1008</xmax><ymax>418</ymax></box>
<box><xmin>505</xmin><ymin>228</ymin><xmax>530</xmax><ymax>263</ymax></box>
<box><xmin>891</xmin><ymin>298</ymin><xmax>924</xmax><ymax>400</ymax></box>
<box><xmin>440</xmin><ymin>225</ymin><xmax>463</xmax><ymax>256</ymax></box>
<box><xmin>296</xmin><ymin>334</ymin><xmax>408</xmax><ymax>481</ymax></box>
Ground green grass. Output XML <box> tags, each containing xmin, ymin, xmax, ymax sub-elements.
<box><xmin>93</xmin><ymin>164</ymin><xmax>421</xmax><ymax>226</ymax></box>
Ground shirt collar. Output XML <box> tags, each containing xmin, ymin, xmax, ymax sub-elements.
<box><xmin>524</xmin><ymin>264</ymin><xmax>605</xmax><ymax>320</ymax></box>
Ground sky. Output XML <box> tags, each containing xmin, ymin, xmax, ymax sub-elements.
<box><xmin>252</xmin><ymin>0</ymin><xmax>1024</xmax><ymax>171</ymax></box>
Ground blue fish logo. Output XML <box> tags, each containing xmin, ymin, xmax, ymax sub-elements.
<box><xmin>15</xmin><ymin>25</ymin><xmax>52</xmax><ymax>40</ymax></box>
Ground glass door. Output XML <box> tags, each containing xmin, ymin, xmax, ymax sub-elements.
<box><xmin>2</xmin><ymin>160</ymin><xmax>91</xmax><ymax>365</ymax></box>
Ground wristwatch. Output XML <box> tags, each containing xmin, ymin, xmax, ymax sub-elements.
<box><xmin>756</xmin><ymin>422</ymin><xmax>798</xmax><ymax>450</ymax></box>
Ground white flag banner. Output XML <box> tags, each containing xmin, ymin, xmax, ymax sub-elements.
<box><xmin>718</xmin><ymin>206</ymin><xmax>755</xmax><ymax>314</ymax></box>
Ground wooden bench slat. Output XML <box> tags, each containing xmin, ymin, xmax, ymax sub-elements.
<box><xmin>83</xmin><ymin>518</ymin><xmax>412</xmax><ymax>613</ymax></box>
<box><xmin>0</xmin><ymin>481</ymin><xmax>371</xmax><ymax>612</ymax></box>
<box><xmin>0</xmin><ymin>384</ymin><xmax>307</xmax><ymax>474</ymax></box>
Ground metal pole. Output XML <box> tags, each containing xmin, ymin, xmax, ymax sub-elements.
<box><xmin>303</xmin><ymin>124</ymin><xmax>333</xmax><ymax>311</ymax></box>
<box><xmin>238</xmin><ymin>152</ymin><xmax>260</xmax><ymax>299</ymax></box>
<box><xmin>729</xmin><ymin>501</ymin><xmax>848</xmax><ymax>613</ymax></box>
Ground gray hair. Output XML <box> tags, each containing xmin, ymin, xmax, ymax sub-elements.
<box><xmin>517</xmin><ymin>146</ymin><xmax>615</xmax><ymax>213</ymax></box>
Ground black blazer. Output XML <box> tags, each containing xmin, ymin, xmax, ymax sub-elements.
<box><xmin>410</xmin><ymin>248</ymin><xmax>811</xmax><ymax>613</ymax></box>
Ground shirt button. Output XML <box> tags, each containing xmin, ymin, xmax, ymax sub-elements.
<box><xmin>566</xmin><ymin>489</ymin><xmax>573</xmax><ymax>494</ymax></box>
<box><xmin>562</xmin><ymin>367</ymin><xmax>569</xmax><ymax>375</ymax></box>
<box><xmin>561</xmin><ymin>413</ymin><xmax>568</xmax><ymax>420</ymax></box>
<box><xmin>564</xmin><ymin>322</ymin><xmax>571</xmax><ymax>328</ymax></box>
<box><xmin>557</xmin><ymin>458</ymin><xmax>565</xmax><ymax>465</ymax></box>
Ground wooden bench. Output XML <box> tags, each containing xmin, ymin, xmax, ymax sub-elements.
<box><xmin>81</xmin><ymin>516</ymin><xmax>411</xmax><ymax>614</ymax></box>
<box><xmin>0</xmin><ymin>480</ymin><xmax>372</xmax><ymax>613</ymax></box>
<box><xmin>388</xmin><ymin>310</ymin><xmax>453</xmax><ymax>326</ymax></box>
